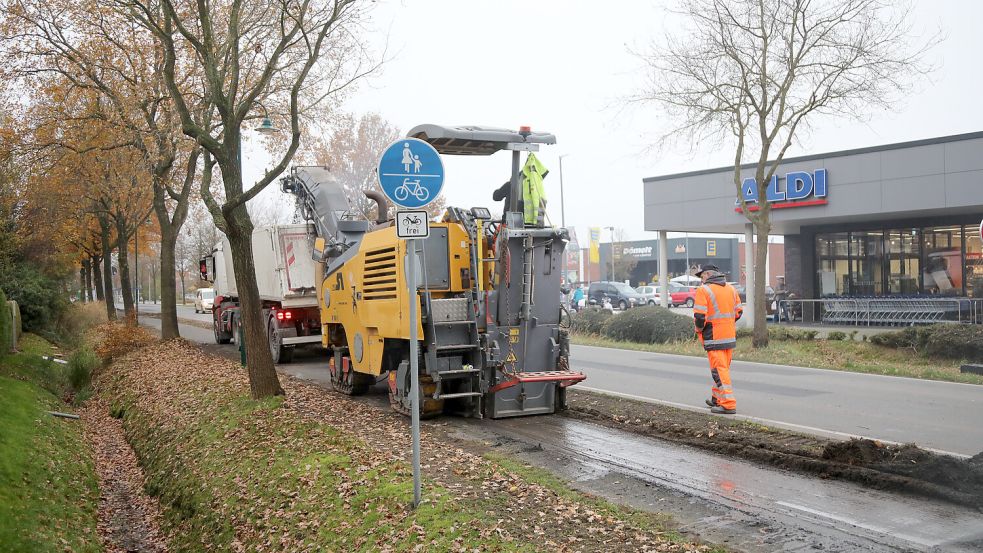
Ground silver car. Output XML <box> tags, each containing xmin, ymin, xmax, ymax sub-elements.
<box><xmin>194</xmin><ymin>288</ymin><xmax>215</xmax><ymax>313</ymax></box>
<box><xmin>635</xmin><ymin>285</ymin><xmax>663</xmax><ymax>306</ymax></box>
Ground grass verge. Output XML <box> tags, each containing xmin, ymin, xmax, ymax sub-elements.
<box><xmin>572</xmin><ymin>334</ymin><xmax>983</xmax><ymax>384</ymax></box>
<box><xmin>101</xmin><ymin>341</ymin><xmax>529</xmax><ymax>551</ymax></box>
<box><xmin>0</xmin><ymin>335</ymin><xmax>101</xmax><ymax>552</ymax></box>
<box><xmin>99</xmin><ymin>338</ymin><xmax>712</xmax><ymax>552</ymax></box>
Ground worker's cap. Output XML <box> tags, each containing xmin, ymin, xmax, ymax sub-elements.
<box><xmin>694</xmin><ymin>264</ymin><xmax>722</xmax><ymax>277</ymax></box>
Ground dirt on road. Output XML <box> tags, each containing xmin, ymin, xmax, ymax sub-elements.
<box><xmin>564</xmin><ymin>389</ymin><xmax>983</xmax><ymax>510</ymax></box>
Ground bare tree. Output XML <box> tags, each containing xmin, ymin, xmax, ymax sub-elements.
<box><xmin>124</xmin><ymin>0</ymin><xmax>377</xmax><ymax>397</ymax></box>
<box><xmin>635</xmin><ymin>0</ymin><xmax>936</xmax><ymax>346</ymax></box>
<box><xmin>309</xmin><ymin>113</ymin><xmax>445</xmax><ymax>221</ymax></box>
<box><xmin>610</xmin><ymin>228</ymin><xmax>637</xmax><ymax>283</ymax></box>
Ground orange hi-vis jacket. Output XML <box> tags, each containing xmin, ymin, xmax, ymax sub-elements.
<box><xmin>693</xmin><ymin>279</ymin><xmax>743</xmax><ymax>351</ymax></box>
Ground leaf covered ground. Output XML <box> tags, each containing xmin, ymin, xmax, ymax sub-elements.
<box><xmin>99</xmin><ymin>338</ymin><xmax>714</xmax><ymax>552</ymax></box>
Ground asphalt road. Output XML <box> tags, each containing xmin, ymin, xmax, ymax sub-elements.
<box><xmin>140</xmin><ymin>304</ymin><xmax>982</xmax><ymax>457</ymax></box>
<box><xmin>572</xmin><ymin>344</ymin><xmax>983</xmax><ymax>457</ymax></box>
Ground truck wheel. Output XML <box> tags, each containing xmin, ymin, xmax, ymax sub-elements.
<box><xmin>268</xmin><ymin>319</ymin><xmax>293</xmax><ymax>364</ymax></box>
<box><xmin>685</xmin><ymin>298</ymin><xmax>695</xmax><ymax>308</ymax></box>
<box><xmin>214</xmin><ymin>317</ymin><xmax>231</xmax><ymax>344</ymax></box>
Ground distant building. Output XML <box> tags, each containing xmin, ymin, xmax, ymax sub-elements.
<box><xmin>643</xmin><ymin>131</ymin><xmax>983</xmax><ymax>299</ymax></box>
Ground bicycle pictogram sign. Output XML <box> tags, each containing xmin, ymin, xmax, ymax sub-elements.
<box><xmin>378</xmin><ymin>138</ymin><xmax>444</xmax><ymax>209</ymax></box>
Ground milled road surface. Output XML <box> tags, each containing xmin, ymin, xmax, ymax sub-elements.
<box><xmin>140</xmin><ymin>311</ymin><xmax>983</xmax><ymax>552</ymax></box>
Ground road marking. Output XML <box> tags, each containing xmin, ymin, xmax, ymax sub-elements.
<box><xmin>575</xmin><ymin>385</ymin><xmax>971</xmax><ymax>459</ymax></box>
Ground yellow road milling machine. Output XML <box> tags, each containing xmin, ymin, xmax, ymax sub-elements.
<box><xmin>281</xmin><ymin>124</ymin><xmax>585</xmax><ymax>418</ymax></box>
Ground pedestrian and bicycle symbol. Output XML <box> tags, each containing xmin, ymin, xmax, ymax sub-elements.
<box><xmin>378</xmin><ymin>138</ymin><xmax>444</xmax><ymax>208</ymax></box>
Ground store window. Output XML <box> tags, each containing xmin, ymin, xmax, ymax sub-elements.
<box><xmin>816</xmin><ymin>233</ymin><xmax>849</xmax><ymax>296</ymax></box>
<box><xmin>922</xmin><ymin>226</ymin><xmax>963</xmax><ymax>296</ymax></box>
<box><xmin>967</xmin><ymin>227</ymin><xmax>983</xmax><ymax>298</ymax></box>
<box><xmin>850</xmin><ymin>231</ymin><xmax>884</xmax><ymax>295</ymax></box>
<box><xmin>886</xmin><ymin>229</ymin><xmax>920</xmax><ymax>294</ymax></box>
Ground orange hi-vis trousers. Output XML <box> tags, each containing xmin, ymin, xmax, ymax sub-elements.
<box><xmin>708</xmin><ymin>349</ymin><xmax>736</xmax><ymax>410</ymax></box>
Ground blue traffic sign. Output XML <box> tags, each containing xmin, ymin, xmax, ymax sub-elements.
<box><xmin>378</xmin><ymin>138</ymin><xmax>444</xmax><ymax>208</ymax></box>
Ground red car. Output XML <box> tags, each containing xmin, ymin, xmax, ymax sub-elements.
<box><xmin>668</xmin><ymin>283</ymin><xmax>697</xmax><ymax>308</ymax></box>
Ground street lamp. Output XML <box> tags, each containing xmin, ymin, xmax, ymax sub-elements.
<box><xmin>558</xmin><ymin>154</ymin><xmax>569</xmax><ymax>228</ymax></box>
<box><xmin>605</xmin><ymin>226</ymin><xmax>615</xmax><ymax>281</ymax></box>
<box><xmin>134</xmin><ymin>218</ymin><xmax>152</xmax><ymax>323</ymax></box>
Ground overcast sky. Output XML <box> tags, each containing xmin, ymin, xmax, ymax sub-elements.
<box><xmin>244</xmin><ymin>0</ymin><xmax>983</xmax><ymax>246</ymax></box>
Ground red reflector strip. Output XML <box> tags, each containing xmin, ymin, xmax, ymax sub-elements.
<box><xmin>735</xmin><ymin>199</ymin><xmax>828</xmax><ymax>213</ymax></box>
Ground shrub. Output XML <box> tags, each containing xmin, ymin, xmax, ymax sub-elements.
<box><xmin>94</xmin><ymin>322</ymin><xmax>156</xmax><ymax>362</ymax></box>
<box><xmin>736</xmin><ymin>326</ymin><xmax>818</xmax><ymax>341</ymax></box>
<box><xmin>0</xmin><ymin>264</ymin><xmax>69</xmax><ymax>333</ymax></box>
<box><xmin>870</xmin><ymin>328</ymin><xmax>919</xmax><ymax>349</ymax></box>
<box><xmin>56</xmin><ymin>301</ymin><xmax>108</xmax><ymax>347</ymax></box>
<box><xmin>826</xmin><ymin>331</ymin><xmax>848</xmax><ymax>341</ymax></box>
<box><xmin>0</xmin><ymin>288</ymin><xmax>10</xmax><ymax>353</ymax></box>
<box><xmin>601</xmin><ymin>306</ymin><xmax>694</xmax><ymax>344</ymax></box>
<box><xmin>870</xmin><ymin>324</ymin><xmax>983</xmax><ymax>362</ymax></box>
<box><xmin>67</xmin><ymin>345</ymin><xmax>99</xmax><ymax>393</ymax></box>
<box><xmin>570</xmin><ymin>309</ymin><xmax>613</xmax><ymax>335</ymax></box>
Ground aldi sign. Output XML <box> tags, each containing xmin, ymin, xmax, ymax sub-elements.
<box><xmin>736</xmin><ymin>169</ymin><xmax>828</xmax><ymax>212</ymax></box>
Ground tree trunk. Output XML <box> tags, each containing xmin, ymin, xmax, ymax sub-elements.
<box><xmin>116</xmin><ymin>217</ymin><xmax>135</xmax><ymax>321</ymax></box>
<box><xmin>79</xmin><ymin>266</ymin><xmax>86</xmax><ymax>302</ymax></box>
<box><xmin>158</xmin><ymin>224</ymin><xmax>180</xmax><ymax>339</ymax></box>
<box><xmin>83</xmin><ymin>258</ymin><xmax>93</xmax><ymax>302</ymax></box>
<box><xmin>751</xmin><ymin>220</ymin><xmax>771</xmax><ymax>348</ymax></box>
<box><xmin>98</xmin><ymin>217</ymin><xmax>117</xmax><ymax>320</ymax></box>
<box><xmin>226</xmin><ymin>204</ymin><xmax>284</xmax><ymax>398</ymax></box>
<box><xmin>92</xmin><ymin>255</ymin><xmax>105</xmax><ymax>302</ymax></box>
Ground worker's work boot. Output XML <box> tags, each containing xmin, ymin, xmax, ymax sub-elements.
<box><xmin>705</xmin><ymin>398</ymin><xmax>717</xmax><ymax>408</ymax></box>
<box><xmin>710</xmin><ymin>406</ymin><xmax>736</xmax><ymax>415</ymax></box>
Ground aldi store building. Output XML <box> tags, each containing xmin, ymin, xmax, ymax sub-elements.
<box><xmin>643</xmin><ymin>132</ymin><xmax>983</xmax><ymax>303</ymax></box>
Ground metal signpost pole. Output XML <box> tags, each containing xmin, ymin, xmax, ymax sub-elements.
<box><xmin>407</xmin><ymin>239</ymin><xmax>421</xmax><ymax>507</ymax></box>
<box><xmin>378</xmin><ymin>138</ymin><xmax>444</xmax><ymax>510</ymax></box>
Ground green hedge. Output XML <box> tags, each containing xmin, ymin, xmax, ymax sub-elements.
<box><xmin>570</xmin><ymin>309</ymin><xmax>613</xmax><ymax>335</ymax></box>
<box><xmin>0</xmin><ymin>264</ymin><xmax>67</xmax><ymax>333</ymax></box>
<box><xmin>736</xmin><ymin>326</ymin><xmax>818</xmax><ymax>341</ymax></box>
<box><xmin>870</xmin><ymin>324</ymin><xmax>983</xmax><ymax>361</ymax></box>
<box><xmin>600</xmin><ymin>306</ymin><xmax>694</xmax><ymax>344</ymax></box>
<box><xmin>0</xmin><ymin>288</ymin><xmax>10</xmax><ymax>353</ymax></box>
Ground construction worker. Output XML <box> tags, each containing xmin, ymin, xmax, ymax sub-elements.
<box><xmin>693</xmin><ymin>264</ymin><xmax>742</xmax><ymax>415</ymax></box>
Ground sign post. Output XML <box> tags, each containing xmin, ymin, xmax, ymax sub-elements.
<box><xmin>379</xmin><ymin>138</ymin><xmax>444</xmax><ymax>508</ymax></box>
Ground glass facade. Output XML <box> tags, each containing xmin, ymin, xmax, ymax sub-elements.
<box><xmin>816</xmin><ymin>224</ymin><xmax>983</xmax><ymax>297</ymax></box>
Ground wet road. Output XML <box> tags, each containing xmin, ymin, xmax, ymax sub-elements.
<box><xmin>140</xmin><ymin>312</ymin><xmax>983</xmax><ymax>552</ymax></box>
<box><xmin>457</xmin><ymin>416</ymin><xmax>983</xmax><ymax>553</ymax></box>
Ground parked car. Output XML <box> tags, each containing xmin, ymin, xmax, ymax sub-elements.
<box><xmin>668</xmin><ymin>283</ymin><xmax>697</xmax><ymax>308</ymax></box>
<box><xmin>731</xmin><ymin>284</ymin><xmax>777</xmax><ymax>315</ymax></box>
<box><xmin>635</xmin><ymin>285</ymin><xmax>663</xmax><ymax>305</ymax></box>
<box><xmin>588</xmin><ymin>281</ymin><xmax>646</xmax><ymax>310</ymax></box>
<box><xmin>194</xmin><ymin>288</ymin><xmax>215</xmax><ymax>313</ymax></box>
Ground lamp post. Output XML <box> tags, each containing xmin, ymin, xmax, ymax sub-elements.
<box><xmin>134</xmin><ymin>218</ymin><xmax>151</xmax><ymax>323</ymax></box>
<box><xmin>558</xmin><ymin>154</ymin><xmax>568</xmax><ymax>228</ymax></box>
<box><xmin>605</xmin><ymin>226</ymin><xmax>615</xmax><ymax>281</ymax></box>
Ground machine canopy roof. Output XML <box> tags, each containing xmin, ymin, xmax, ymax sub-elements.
<box><xmin>407</xmin><ymin>124</ymin><xmax>556</xmax><ymax>156</ymax></box>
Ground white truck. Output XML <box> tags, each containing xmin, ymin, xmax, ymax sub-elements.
<box><xmin>200</xmin><ymin>223</ymin><xmax>321</xmax><ymax>363</ymax></box>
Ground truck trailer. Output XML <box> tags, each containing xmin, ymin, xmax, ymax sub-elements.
<box><xmin>201</xmin><ymin>224</ymin><xmax>322</xmax><ymax>363</ymax></box>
